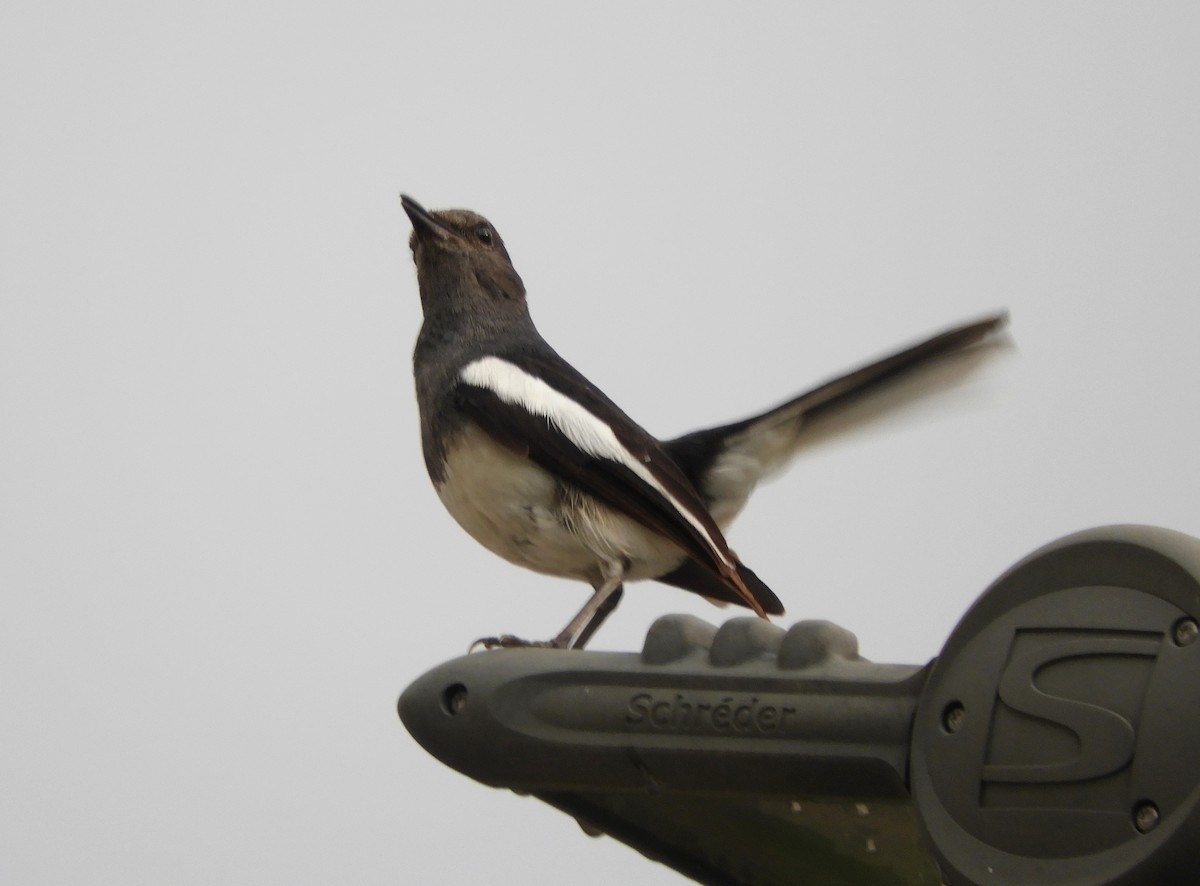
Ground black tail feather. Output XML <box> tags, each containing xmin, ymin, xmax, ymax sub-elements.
<box><xmin>656</xmin><ymin>558</ymin><xmax>785</xmax><ymax>616</ymax></box>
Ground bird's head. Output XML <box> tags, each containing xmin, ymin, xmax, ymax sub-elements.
<box><xmin>401</xmin><ymin>195</ymin><xmax>527</xmax><ymax>316</ymax></box>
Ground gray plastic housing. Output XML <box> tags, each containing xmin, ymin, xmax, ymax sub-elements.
<box><xmin>400</xmin><ymin>525</ymin><xmax>1200</xmax><ymax>885</ymax></box>
<box><xmin>401</xmin><ymin>616</ymin><xmax>937</xmax><ymax>884</ymax></box>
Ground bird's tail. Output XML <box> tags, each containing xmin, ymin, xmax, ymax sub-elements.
<box><xmin>759</xmin><ymin>312</ymin><xmax>1008</xmax><ymax>430</ymax></box>
<box><xmin>664</xmin><ymin>312</ymin><xmax>1009</xmax><ymax>527</ymax></box>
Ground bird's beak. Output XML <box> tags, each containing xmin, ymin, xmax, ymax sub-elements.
<box><xmin>401</xmin><ymin>194</ymin><xmax>453</xmax><ymax>243</ymax></box>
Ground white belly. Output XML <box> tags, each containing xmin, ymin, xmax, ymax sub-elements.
<box><xmin>435</xmin><ymin>423</ymin><xmax>687</xmax><ymax>584</ymax></box>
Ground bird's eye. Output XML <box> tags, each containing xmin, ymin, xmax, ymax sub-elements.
<box><xmin>474</xmin><ymin>224</ymin><xmax>493</xmax><ymax>245</ymax></box>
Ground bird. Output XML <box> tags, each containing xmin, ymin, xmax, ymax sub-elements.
<box><xmin>401</xmin><ymin>194</ymin><xmax>1006</xmax><ymax>650</ymax></box>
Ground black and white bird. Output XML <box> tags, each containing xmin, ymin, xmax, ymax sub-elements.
<box><xmin>401</xmin><ymin>195</ymin><xmax>1006</xmax><ymax>650</ymax></box>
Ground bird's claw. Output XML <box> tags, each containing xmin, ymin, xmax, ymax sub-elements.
<box><xmin>469</xmin><ymin>634</ymin><xmax>560</xmax><ymax>652</ymax></box>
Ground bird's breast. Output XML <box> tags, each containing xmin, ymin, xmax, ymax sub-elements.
<box><xmin>433</xmin><ymin>423</ymin><xmax>686</xmax><ymax>583</ymax></box>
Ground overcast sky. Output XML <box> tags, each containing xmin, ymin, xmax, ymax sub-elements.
<box><xmin>3</xmin><ymin>4</ymin><xmax>1199</xmax><ymax>885</ymax></box>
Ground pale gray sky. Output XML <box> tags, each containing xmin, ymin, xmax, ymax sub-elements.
<box><xmin>3</xmin><ymin>3</ymin><xmax>1199</xmax><ymax>884</ymax></box>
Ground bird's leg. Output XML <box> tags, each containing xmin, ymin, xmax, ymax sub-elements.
<box><xmin>471</xmin><ymin>562</ymin><xmax>627</xmax><ymax>652</ymax></box>
<box><xmin>569</xmin><ymin>585</ymin><xmax>624</xmax><ymax>650</ymax></box>
<box><xmin>549</xmin><ymin>560</ymin><xmax>627</xmax><ymax>649</ymax></box>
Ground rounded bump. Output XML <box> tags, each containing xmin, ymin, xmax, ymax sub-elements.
<box><xmin>642</xmin><ymin>614</ymin><xmax>718</xmax><ymax>664</ymax></box>
<box><xmin>779</xmin><ymin>620</ymin><xmax>862</xmax><ymax>669</ymax></box>
<box><xmin>709</xmin><ymin>617</ymin><xmax>785</xmax><ymax>666</ymax></box>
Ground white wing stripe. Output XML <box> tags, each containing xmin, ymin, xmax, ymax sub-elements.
<box><xmin>460</xmin><ymin>356</ymin><xmax>730</xmax><ymax>567</ymax></box>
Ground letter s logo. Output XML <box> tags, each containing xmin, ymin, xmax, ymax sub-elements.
<box><xmin>983</xmin><ymin>636</ymin><xmax>1160</xmax><ymax>784</ymax></box>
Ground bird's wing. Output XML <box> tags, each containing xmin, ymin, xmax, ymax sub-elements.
<box><xmin>453</xmin><ymin>351</ymin><xmax>783</xmax><ymax>616</ymax></box>
<box><xmin>651</xmin><ymin>556</ymin><xmax>780</xmax><ymax>610</ymax></box>
<box><xmin>665</xmin><ymin>313</ymin><xmax>1009</xmax><ymax>528</ymax></box>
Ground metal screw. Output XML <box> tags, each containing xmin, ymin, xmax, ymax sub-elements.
<box><xmin>942</xmin><ymin>702</ymin><xmax>965</xmax><ymax>734</ymax></box>
<box><xmin>1134</xmin><ymin>801</ymin><xmax>1160</xmax><ymax>834</ymax></box>
<box><xmin>443</xmin><ymin>683</ymin><xmax>468</xmax><ymax>716</ymax></box>
<box><xmin>1173</xmin><ymin>618</ymin><xmax>1199</xmax><ymax>647</ymax></box>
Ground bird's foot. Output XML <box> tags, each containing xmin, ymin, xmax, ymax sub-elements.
<box><xmin>469</xmin><ymin>634</ymin><xmax>566</xmax><ymax>652</ymax></box>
